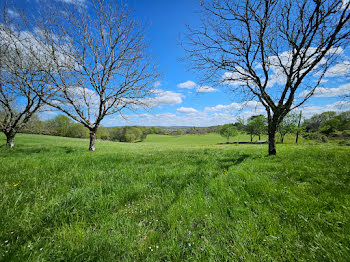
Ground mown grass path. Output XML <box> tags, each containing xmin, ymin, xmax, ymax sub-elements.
<box><xmin>0</xmin><ymin>134</ymin><xmax>349</xmax><ymax>261</ymax></box>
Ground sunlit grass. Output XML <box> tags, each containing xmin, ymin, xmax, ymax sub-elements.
<box><xmin>0</xmin><ymin>133</ymin><xmax>349</xmax><ymax>261</ymax></box>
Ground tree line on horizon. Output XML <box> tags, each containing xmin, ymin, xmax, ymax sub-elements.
<box><xmin>219</xmin><ymin>111</ymin><xmax>350</xmax><ymax>144</ymax></box>
<box><xmin>13</xmin><ymin>110</ymin><xmax>350</xmax><ymax>144</ymax></box>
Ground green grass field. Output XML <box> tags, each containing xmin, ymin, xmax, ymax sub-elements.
<box><xmin>0</xmin><ymin>133</ymin><xmax>349</xmax><ymax>261</ymax></box>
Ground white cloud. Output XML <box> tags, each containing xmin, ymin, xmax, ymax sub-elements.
<box><xmin>324</xmin><ymin>61</ymin><xmax>350</xmax><ymax>77</ymax></box>
<box><xmin>146</xmin><ymin>90</ymin><xmax>183</xmax><ymax>107</ymax></box>
<box><xmin>204</xmin><ymin>100</ymin><xmax>263</xmax><ymax>112</ymax></box>
<box><xmin>223</xmin><ymin>47</ymin><xmax>345</xmax><ymax>88</ymax></box>
<box><xmin>153</xmin><ymin>81</ymin><xmax>161</xmax><ymax>88</ymax></box>
<box><xmin>299</xmin><ymin>101</ymin><xmax>350</xmax><ymax>117</ymax></box>
<box><xmin>109</xmin><ymin>112</ymin><xmax>236</xmax><ymax>127</ymax></box>
<box><xmin>326</xmin><ymin>101</ymin><xmax>350</xmax><ymax>111</ymax></box>
<box><xmin>205</xmin><ymin>102</ymin><xmax>241</xmax><ymax>112</ymax></box>
<box><xmin>299</xmin><ymin>83</ymin><xmax>350</xmax><ymax>98</ymax></box>
<box><xmin>177</xmin><ymin>80</ymin><xmax>197</xmax><ymax>89</ymax></box>
<box><xmin>58</xmin><ymin>0</ymin><xmax>86</xmax><ymax>5</ymax></box>
<box><xmin>7</xmin><ymin>9</ymin><xmax>20</xmax><ymax>18</ymax></box>
<box><xmin>104</xmin><ymin>99</ymin><xmax>350</xmax><ymax>127</ymax></box>
<box><xmin>196</xmin><ymin>85</ymin><xmax>218</xmax><ymax>93</ymax></box>
<box><xmin>176</xmin><ymin>107</ymin><xmax>198</xmax><ymax>114</ymax></box>
<box><xmin>177</xmin><ymin>81</ymin><xmax>219</xmax><ymax>93</ymax></box>
<box><xmin>0</xmin><ymin>27</ymin><xmax>77</xmax><ymax>72</ymax></box>
<box><xmin>222</xmin><ymin>69</ymin><xmax>253</xmax><ymax>87</ymax></box>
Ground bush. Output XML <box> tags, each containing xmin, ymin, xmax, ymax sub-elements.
<box><xmin>303</xmin><ymin>132</ymin><xmax>328</xmax><ymax>143</ymax></box>
<box><xmin>219</xmin><ymin>124</ymin><xmax>238</xmax><ymax>143</ymax></box>
<box><xmin>329</xmin><ymin>130</ymin><xmax>350</xmax><ymax>139</ymax></box>
<box><xmin>69</xmin><ymin>123</ymin><xmax>89</xmax><ymax>138</ymax></box>
<box><xmin>96</xmin><ymin>126</ymin><xmax>110</xmax><ymax>140</ymax></box>
<box><xmin>338</xmin><ymin>140</ymin><xmax>350</xmax><ymax>146</ymax></box>
<box><xmin>112</xmin><ymin>126</ymin><xmax>147</xmax><ymax>143</ymax></box>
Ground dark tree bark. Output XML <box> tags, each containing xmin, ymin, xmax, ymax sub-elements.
<box><xmin>89</xmin><ymin>130</ymin><xmax>96</xmax><ymax>151</ymax></box>
<box><xmin>296</xmin><ymin>111</ymin><xmax>302</xmax><ymax>144</ymax></box>
<box><xmin>268</xmin><ymin>122</ymin><xmax>278</xmax><ymax>155</ymax></box>
<box><xmin>5</xmin><ymin>130</ymin><xmax>15</xmax><ymax>148</ymax></box>
<box><xmin>268</xmin><ymin>131</ymin><xmax>276</xmax><ymax>155</ymax></box>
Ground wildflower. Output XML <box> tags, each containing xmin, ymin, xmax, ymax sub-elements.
<box><xmin>40</xmin><ymin>248</ymin><xmax>43</xmax><ymax>251</ymax></box>
<box><xmin>156</xmin><ymin>245</ymin><xmax>159</xmax><ymax>249</ymax></box>
<box><xmin>13</xmin><ymin>183</ymin><xmax>19</xmax><ymax>187</ymax></box>
<box><xmin>188</xmin><ymin>243</ymin><xmax>191</xmax><ymax>247</ymax></box>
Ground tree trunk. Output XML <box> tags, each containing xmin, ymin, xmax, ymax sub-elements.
<box><xmin>268</xmin><ymin>121</ymin><xmax>277</xmax><ymax>155</ymax></box>
<box><xmin>281</xmin><ymin>136</ymin><xmax>284</xmax><ymax>143</ymax></box>
<box><xmin>259</xmin><ymin>134</ymin><xmax>261</xmax><ymax>140</ymax></box>
<box><xmin>295</xmin><ymin>131</ymin><xmax>299</xmax><ymax>144</ymax></box>
<box><xmin>6</xmin><ymin>132</ymin><xmax>15</xmax><ymax>148</ymax></box>
<box><xmin>89</xmin><ymin>130</ymin><xmax>96</xmax><ymax>151</ymax></box>
<box><xmin>296</xmin><ymin>110</ymin><xmax>302</xmax><ymax>144</ymax></box>
<box><xmin>250</xmin><ymin>135</ymin><xmax>253</xmax><ymax>142</ymax></box>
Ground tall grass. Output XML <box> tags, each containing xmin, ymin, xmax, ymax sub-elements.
<box><xmin>0</xmin><ymin>134</ymin><xmax>349</xmax><ymax>261</ymax></box>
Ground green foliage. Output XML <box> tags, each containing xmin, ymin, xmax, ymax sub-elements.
<box><xmin>252</xmin><ymin>115</ymin><xmax>267</xmax><ymax>138</ymax></box>
<box><xmin>320</xmin><ymin>118</ymin><xmax>341</xmax><ymax>135</ymax></box>
<box><xmin>233</xmin><ymin>117</ymin><xmax>245</xmax><ymax>131</ymax></box>
<box><xmin>68</xmin><ymin>123</ymin><xmax>89</xmax><ymax>138</ymax></box>
<box><xmin>338</xmin><ymin>140</ymin><xmax>350</xmax><ymax>146</ymax></box>
<box><xmin>112</xmin><ymin>126</ymin><xmax>147</xmax><ymax>143</ymax></box>
<box><xmin>303</xmin><ymin>110</ymin><xmax>350</xmax><ymax>137</ymax></box>
<box><xmin>303</xmin><ymin>132</ymin><xmax>328</xmax><ymax>143</ymax></box>
<box><xmin>96</xmin><ymin>126</ymin><xmax>110</xmax><ymax>140</ymax></box>
<box><xmin>277</xmin><ymin>113</ymin><xmax>299</xmax><ymax>143</ymax></box>
<box><xmin>304</xmin><ymin>111</ymin><xmax>338</xmax><ymax>132</ymax></box>
<box><xmin>21</xmin><ymin>115</ymin><xmax>45</xmax><ymax>134</ymax></box>
<box><xmin>48</xmin><ymin>115</ymin><xmax>73</xmax><ymax>137</ymax></box>
<box><xmin>219</xmin><ymin>124</ymin><xmax>238</xmax><ymax>142</ymax></box>
<box><xmin>149</xmin><ymin>126</ymin><xmax>160</xmax><ymax>134</ymax></box>
<box><xmin>0</xmin><ymin>133</ymin><xmax>349</xmax><ymax>261</ymax></box>
<box><xmin>176</xmin><ymin>129</ymin><xmax>183</xmax><ymax>136</ymax></box>
<box><xmin>245</xmin><ymin>115</ymin><xmax>267</xmax><ymax>141</ymax></box>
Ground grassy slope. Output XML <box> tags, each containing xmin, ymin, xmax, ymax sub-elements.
<box><xmin>0</xmin><ymin>133</ymin><xmax>349</xmax><ymax>261</ymax></box>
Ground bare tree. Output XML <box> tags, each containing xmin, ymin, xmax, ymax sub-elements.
<box><xmin>183</xmin><ymin>0</ymin><xmax>350</xmax><ymax>155</ymax></box>
<box><xmin>36</xmin><ymin>0</ymin><xmax>159</xmax><ymax>151</ymax></box>
<box><xmin>0</xmin><ymin>10</ymin><xmax>50</xmax><ymax>148</ymax></box>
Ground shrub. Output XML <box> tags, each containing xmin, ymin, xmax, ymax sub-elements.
<box><xmin>303</xmin><ymin>132</ymin><xmax>328</xmax><ymax>143</ymax></box>
<box><xmin>114</xmin><ymin>126</ymin><xmax>147</xmax><ymax>142</ymax></box>
<box><xmin>338</xmin><ymin>140</ymin><xmax>350</xmax><ymax>146</ymax></box>
<box><xmin>219</xmin><ymin>124</ymin><xmax>238</xmax><ymax>143</ymax></box>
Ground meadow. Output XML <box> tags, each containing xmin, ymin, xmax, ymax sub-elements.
<box><xmin>0</xmin><ymin>133</ymin><xmax>349</xmax><ymax>261</ymax></box>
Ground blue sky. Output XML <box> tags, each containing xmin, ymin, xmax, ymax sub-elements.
<box><xmin>6</xmin><ymin>0</ymin><xmax>350</xmax><ymax>126</ymax></box>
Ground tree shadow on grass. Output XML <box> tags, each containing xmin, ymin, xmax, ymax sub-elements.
<box><xmin>0</xmin><ymin>144</ymin><xmax>81</xmax><ymax>155</ymax></box>
<box><xmin>216</xmin><ymin>153</ymin><xmax>251</xmax><ymax>170</ymax></box>
<box><xmin>0</xmin><ymin>145</ymin><xmax>51</xmax><ymax>154</ymax></box>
